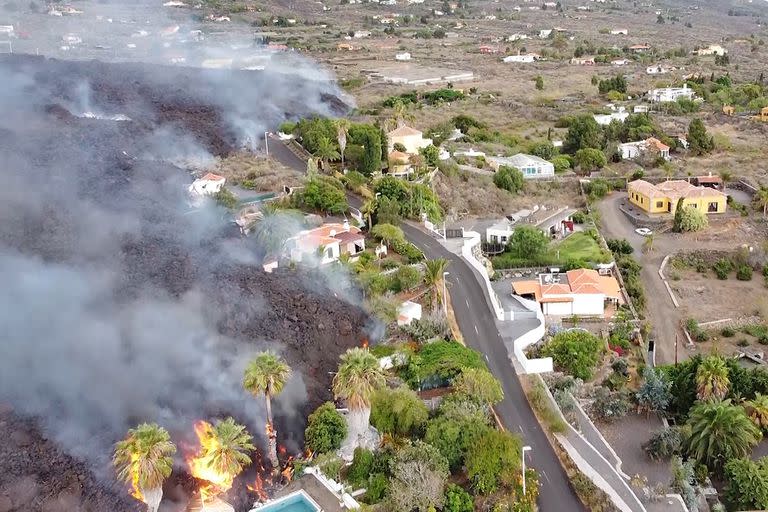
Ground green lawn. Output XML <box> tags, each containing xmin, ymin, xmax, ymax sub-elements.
<box><xmin>545</xmin><ymin>232</ymin><xmax>611</xmax><ymax>264</ymax></box>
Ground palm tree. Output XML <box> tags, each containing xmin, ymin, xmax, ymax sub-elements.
<box><xmin>113</xmin><ymin>423</ymin><xmax>176</xmax><ymax>512</ymax></box>
<box><xmin>745</xmin><ymin>393</ymin><xmax>768</xmax><ymax>431</ymax></box>
<box><xmin>252</xmin><ymin>208</ymin><xmax>303</xmax><ymax>255</ymax></box>
<box><xmin>424</xmin><ymin>258</ymin><xmax>450</xmax><ymax>310</ymax></box>
<box><xmin>685</xmin><ymin>399</ymin><xmax>762</xmax><ymax>469</ymax></box>
<box><xmin>306</xmin><ymin>157</ymin><xmax>319</xmax><ymax>176</ymax></box>
<box><xmin>756</xmin><ymin>186</ymin><xmax>768</xmax><ymax>218</ymax></box>
<box><xmin>695</xmin><ymin>355</ymin><xmax>730</xmax><ymax>401</ymax></box>
<box><xmin>332</xmin><ymin>347</ymin><xmax>386</xmax><ymax>452</ymax></box>
<box><xmin>391</xmin><ymin>99</ymin><xmax>415</xmax><ymax>127</ymax></box>
<box><xmin>198</xmin><ymin>418</ymin><xmax>255</xmax><ymax>479</ymax></box>
<box><xmin>642</xmin><ymin>233</ymin><xmax>655</xmax><ymax>254</ymax></box>
<box><xmin>335</xmin><ymin>119</ymin><xmax>350</xmax><ymax>168</ymax></box>
<box><xmin>243</xmin><ymin>352</ymin><xmax>292</xmax><ymax>472</ymax></box>
<box><xmin>361</xmin><ymin>197</ymin><xmax>377</xmax><ymax>230</ymax></box>
<box><xmin>719</xmin><ymin>170</ymin><xmax>733</xmax><ymax>190</ymax></box>
<box><xmin>314</xmin><ymin>136</ymin><xmax>340</xmax><ymax>172</ymax></box>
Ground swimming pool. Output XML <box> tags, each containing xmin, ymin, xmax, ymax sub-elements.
<box><xmin>255</xmin><ymin>491</ymin><xmax>320</xmax><ymax>512</ymax></box>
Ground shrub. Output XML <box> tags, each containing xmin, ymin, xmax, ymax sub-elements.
<box><xmin>401</xmin><ymin>313</ymin><xmax>450</xmax><ymax>343</ymax></box>
<box><xmin>404</xmin><ymin>341</ymin><xmax>485</xmax><ymax>388</ymax></box>
<box><xmin>443</xmin><ymin>484</ymin><xmax>474</xmax><ymax>512</ymax></box>
<box><xmin>737</xmin><ymin>265</ymin><xmax>753</xmax><ymax>281</ymax></box>
<box><xmin>571</xmin><ymin>210</ymin><xmax>587</xmax><ymax>224</ymax></box>
<box><xmin>364</xmin><ymin>473</ymin><xmax>389</xmax><ymax>503</ymax></box>
<box><xmin>674</xmin><ymin>204</ymin><xmax>709</xmax><ymax>232</ymax></box>
<box><xmin>642</xmin><ymin>426</ymin><xmax>686</xmax><ymax>460</ymax></box>
<box><xmin>304</xmin><ymin>402</ymin><xmax>347</xmax><ymax>454</ymax></box>
<box><xmin>370</xmin><ymin>386</ymin><xmax>429</xmax><ymax>436</ymax></box>
<box><xmin>607</xmin><ymin>238</ymin><xmax>634</xmax><ymax>255</ymax></box>
<box><xmin>541</xmin><ymin>330</ymin><xmax>604</xmax><ymax>380</ymax></box>
<box><xmin>590</xmin><ymin>388</ymin><xmax>631</xmax><ymax>422</ymax></box>
<box><xmin>493</xmin><ymin>165</ymin><xmax>525</xmax><ymax>193</ymax></box>
<box><xmin>714</xmin><ymin>258</ymin><xmax>734</xmax><ymax>279</ymax></box>
<box><xmin>347</xmin><ymin>448</ymin><xmax>375</xmax><ymax>486</ymax></box>
<box><xmin>465</xmin><ymin>430</ymin><xmax>523</xmax><ymax>494</ymax></box>
<box><xmin>722</xmin><ymin>327</ymin><xmax>736</xmax><ymax>337</ymax></box>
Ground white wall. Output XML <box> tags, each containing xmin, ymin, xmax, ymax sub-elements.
<box><xmin>544</xmin><ymin>301</ymin><xmax>572</xmax><ymax>316</ymax></box>
<box><xmin>461</xmin><ymin>231</ymin><xmax>505</xmax><ymax>320</ymax></box>
<box><xmin>571</xmin><ymin>294</ymin><xmax>605</xmax><ymax>316</ymax></box>
<box><xmin>510</xmin><ymin>295</ymin><xmax>553</xmax><ymax>374</ymax></box>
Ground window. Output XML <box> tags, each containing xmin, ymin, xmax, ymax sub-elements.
<box><xmin>708</xmin><ymin>201</ymin><xmax>718</xmax><ymax>213</ymax></box>
<box><xmin>689</xmin><ymin>203</ymin><xmax>697</xmax><ymax>208</ymax></box>
<box><xmin>656</xmin><ymin>201</ymin><xmax>664</xmax><ymax>208</ymax></box>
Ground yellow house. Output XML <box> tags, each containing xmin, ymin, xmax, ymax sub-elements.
<box><xmin>628</xmin><ymin>179</ymin><xmax>727</xmax><ymax>215</ymax></box>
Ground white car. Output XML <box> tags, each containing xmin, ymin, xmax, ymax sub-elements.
<box><xmin>635</xmin><ymin>228</ymin><xmax>653</xmax><ymax>236</ymax></box>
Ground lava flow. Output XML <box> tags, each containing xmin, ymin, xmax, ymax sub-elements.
<box><xmin>186</xmin><ymin>421</ymin><xmax>233</xmax><ymax>504</ymax></box>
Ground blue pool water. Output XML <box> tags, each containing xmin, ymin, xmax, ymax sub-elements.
<box><xmin>257</xmin><ymin>492</ymin><xmax>319</xmax><ymax>512</ymax></box>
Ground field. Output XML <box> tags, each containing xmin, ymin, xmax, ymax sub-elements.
<box><xmin>546</xmin><ymin>231</ymin><xmax>611</xmax><ymax>264</ymax></box>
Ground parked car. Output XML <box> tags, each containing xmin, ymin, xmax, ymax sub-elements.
<box><xmin>635</xmin><ymin>228</ymin><xmax>653</xmax><ymax>236</ymax></box>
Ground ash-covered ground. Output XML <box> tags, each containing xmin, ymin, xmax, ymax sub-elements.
<box><xmin>0</xmin><ymin>53</ymin><xmax>369</xmax><ymax>512</ymax></box>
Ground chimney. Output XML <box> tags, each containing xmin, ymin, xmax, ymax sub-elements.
<box><xmin>343</xmin><ymin>219</ymin><xmax>350</xmax><ymax>231</ymax></box>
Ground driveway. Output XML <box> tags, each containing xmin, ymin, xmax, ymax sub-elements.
<box><xmin>596</xmin><ymin>192</ymin><xmax>681</xmax><ymax>365</ymax></box>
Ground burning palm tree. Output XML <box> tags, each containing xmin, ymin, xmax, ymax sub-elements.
<box><xmin>188</xmin><ymin>418</ymin><xmax>255</xmax><ymax>502</ymax></box>
<box><xmin>332</xmin><ymin>347</ymin><xmax>385</xmax><ymax>452</ymax></box>
<box><xmin>335</xmin><ymin>118</ymin><xmax>350</xmax><ymax>168</ymax></box>
<box><xmin>243</xmin><ymin>352</ymin><xmax>292</xmax><ymax>473</ymax></box>
<box><xmin>113</xmin><ymin>423</ymin><xmax>176</xmax><ymax>512</ymax></box>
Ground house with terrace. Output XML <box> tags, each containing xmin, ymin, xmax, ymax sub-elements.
<box><xmin>387</xmin><ymin>125</ymin><xmax>433</xmax><ymax>155</ymax></box>
<box><xmin>627</xmin><ymin>179</ymin><xmax>727</xmax><ymax>215</ymax></box>
<box><xmin>618</xmin><ymin>137</ymin><xmax>671</xmax><ymax>161</ymax></box>
<box><xmin>488</xmin><ymin>153</ymin><xmax>555</xmax><ymax>179</ymax></box>
<box><xmin>284</xmin><ymin>221</ymin><xmax>365</xmax><ymax>266</ymax></box>
<box><xmin>512</xmin><ymin>268</ymin><xmax>624</xmax><ymax>317</ymax></box>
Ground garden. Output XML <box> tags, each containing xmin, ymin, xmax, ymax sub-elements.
<box><xmin>492</xmin><ymin>227</ymin><xmax>612</xmax><ymax>270</ymax></box>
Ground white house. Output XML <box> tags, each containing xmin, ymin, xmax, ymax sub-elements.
<box><xmin>571</xmin><ymin>56</ymin><xmax>596</xmax><ymax>65</ymax></box>
<box><xmin>188</xmin><ymin>173</ymin><xmax>226</xmax><ymax>196</ymax></box>
<box><xmin>594</xmin><ymin>110</ymin><xmax>629</xmax><ymax>126</ymax></box>
<box><xmin>610</xmin><ymin>28</ymin><xmax>628</xmax><ymax>35</ymax></box>
<box><xmin>353</xmin><ymin>30</ymin><xmax>371</xmax><ymax>38</ymax></box>
<box><xmin>646</xmin><ymin>64</ymin><xmax>675</xmax><ymax>75</ymax></box>
<box><xmin>619</xmin><ymin>137</ymin><xmax>670</xmax><ymax>160</ymax></box>
<box><xmin>486</xmin><ymin>218</ymin><xmax>515</xmax><ymax>244</ymax></box>
<box><xmin>488</xmin><ymin>153</ymin><xmax>555</xmax><ymax>179</ymax></box>
<box><xmin>633</xmin><ymin>105</ymin><xmax>649</xmax><ymax>113</ymax></box>
<box><xmin>695</xmin><ymin>44</ymin><xmax>727</xmax><ymax>56</ymax></box>
<box><xmin>395</xmin><ymin>52</ymin><xmax>411</xmax><ymax>61</ymax></box>
<box><xmin>453</xmin><ymin>148</ymin><xmax>486</xmax><ymax>158</ymax></box>
<box><xmin>508</xmin><ymin>33</ymin><xmax>529</xmax><ymax>41</ymax></box>
<box><xmin>285</xmin><ymin>221</ymin><xmax>365</xmax><ymax>266</ymax></box>
<box><xmin>611</xmin><ymin>58</ymin><xmax>630</xmax><ymax>66</ymax></box>
<box><xmin>387</xmin><ymin>125</ymin><xmax>433</xmax><ymax>154</ymax></box>
<box><xmin>512</xmin><ymin>269</ymin><xmax>623</xmax><ymax>317</ymax></box>
<box><xmin>647</xmin><ymin>84</ymin><xmax>695</xmax><ymax>102</ymax></box>
<box><xmin>539</xmin><ymin>29</ymin><xmax>552</xmax><ymax>39</ymax></box>
<box><xmin>503</xmin><ymin>53</ymin><xmax>538</xmax><ymax>63</ymax></box>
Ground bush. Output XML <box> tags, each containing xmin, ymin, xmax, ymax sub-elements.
<box><xmin>391</xmin><ymin>237</ymin><xmax>424</xmax><ymax>263</ymax></box>
<box><xmin>347</xmin><ymin>448</ymin><xmax>374</xmax><ymax>486</ymax></box>
<box><xmin>642</xmin><ymin>426</ymin><xmax>686</xmax><ymax>460</ymax></box>
<box><xmin>714</xmin><ymin>258</ymin><xmax>734</xmax><ymax>280</ymax></box>
<box><xmin>590</xmin><ymin>388</ymin><xmax>630</xmax><ymax>422</ymax></box>
<box><xmin>493</xmin><ymin>165</ymin><xmax>524</xmax><ymax>193</ymax></box>
<box><xmin>214</xmin><ymin>187</ymin><xmax>238</xmax><ymax>209</ymax></box>
<box><xmin>541</xmin><ymin>330</ymin><xmax>604</xmax><ymax>380</ymax></box>
<box><xmin>552</xmin><ymin>155</ymin><xmax>572</xmax><ymax>174</ymax></box>
<box><xmin>304</xmin><ymin>402</ymin><xmax>347</xmax><ymax>454</ymax></box>
<box><xmin>465</xmin><ymin>430</ymin><xmax>522</xmax><ymax>494</ymax></box>
<box><xmin>721</xmin><ymin>327</ymin><xmax>736</xmax><ymax>337</ymax></box>
<box><xmin>370</xmin><ymin>387</ymin><xmax>429</xmax><ymax>436</ymax></box>
<box><xmin>393</xmin><ymin>265</ymin><xmax>422</xmax><ymax>292</ymax></box>
<box><xmin>401</xmin><ymin>313</ymin><xmax>450</xmax><ymax>343</ymax></box>
<box><xmin>443</xmin><ymin>484</ymin><xmax>474</xmax><ymax>512</ymax></box>
<box><xmin>364</xmin><ymin>472</ymin><xmax>389</xmax><ymax>503</ymax></box>
<box><xmin>404</xmin><ymin>341</ymin><xmax>486</xmax><ymax>388</ymax></box>
<box><xmin>737</xmin><ymin>265</ymin><xmax>753</xmax><ymax>281</ymax></box>
<box><xmin>674</xmin><ymin>204</ymin><xmax>709</xmax><ymax>232</ymax></box>
<box><xmin>583</xmin><ymin>178</ymin><xmax>610</xmax><ymax>200</ymax></box>
<box><xmin>607</xmin><ymin>238</ymin><xmax>634</xmax><ymax>255</ymax></box>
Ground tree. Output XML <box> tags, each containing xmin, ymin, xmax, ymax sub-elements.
<box><xmin>425</xmin><ymin>405</ymin><xmax>491</xmax><ymax>471</ymax></box>
<box><xmin>443</xmin><ymin>484</ymin><xmax>474</xmax><ymax>512</ymax></box>
<box><xmin>394</xmin><ymin>265</ymin><xmax>423</xmax><ymax>292</ymax></box>
<box><xmin>314</xmin><ymin>136</ymin><xmax>340</xmax><ymax>171</ymax></box>
<box><xmin>370</xmin><ymin>223</ymin><xmax>405</xmax><ymax>246</ymax></box>
<box><xmin>574</xmin><ymin>148</ymin><xmax>607</xmax><ymax>172</ymax></box>
<box><xmin>424</xmin><ymin>258</ymin><xmax>450</xmax><ymax>308</ymax></box>
<box><xmin>687</xmin><ymin>118</ymin><xmax>714</xmax><ymax>156</ymax></box>
<box><xmin>465</xmin><ymin>429</ymin><xmax>522</xmax><ymax>494</ymax></box>
<box><xmin>197</xmin><ymin>418</ymin><xmax>255</xmax><ymax>479</ymax></box>
<box><xmin>305</xmin><ymin>402</ymin><xmax>347</xmax><ymax>454</ymax></box>
<box><xmin>675</xmin><ymin>205</ymin><xmax>708</xmax><ymax>232</ymax></box>
<box><xmin>507</xmin><ymin>225</ymin><xmax>548</xmax><ymax>259</ymax></box>
<box><xmin>333</xmin><ymin>348</ymin><xmax>386</xmax><ymax>452</ymax></box>
<box><xmin>452</xmin><ymin>368</ymin><xmax>504</xmax><ymax>405</ymax></box>
<box><xmin>348</xmin><ymin>124</ymin><xmax>383</xmax><ymax>176</ymax></box>
<box><xmin>113</xmin><ymin>423</ymin><xmax>176</xmax><ymax>512</ymax></box>
<box><xmin>551</xmin><ymin>155</ymin><xmax>572</xmax><ymax>173</ymax></box>
<box><xmin>535</xmin><ymin>75</ymin><xmax>544</xmax><ymax>90</ymax></box>
<box><xmin>391</xmin><ymin>99</ymin><xmax>415</xmax><ymax>127</ymax></box>
<box><xmin>243</xmin><ymin>352</ymin><xmax>291</xmax><ymax>472</ymax></box>
<box><xmin>420</xmin><ymin>144</ymin><xmax>440</xmax><ymax>167</ymax></box>
<box><xmin>756</xmin><ymin>187</ymin><xmax>768</xmax><ymax>218</ymax></box>
<box><xmin>388</xmin><ymin>440</ymin><xmax>449</xmax><ymax>511</ymax></box>
<box><xmin>642</xmin><ymin>233</ymin><xmax>655</xmax><ymax>254</ymax></box>
<box><xmin>529</xmin><ymin>141</ymin><xmax>555</xmax><ymax>160</ymax></box>
<box><xmin>745</xmin><ymin>393</ymin><xmax>768</xmax><ymax>432</ymax></box>
<box><xmin>493</xmin><ymin>165</ymin><xmax>525</xmax><ymax>193</ymax></box>
<box><xmin>565</xmin><ymin>115</ymin><xmax>603</xmax><ymax>153</ymax></box>
<box><xmin>685</xmin><ymin>399</ymin><xmax>762</xmax><ymax>469</ymax></box>
<box><xmin>636</xmin><ymin>367</ymin><xmax>672</xmax><ymax>416</ymax></box>
<box><xmin>376</xmin><ymin>196</ymin><xmax>401</xmax><ymax>226</ymax></box>
<box><xmin>541</xmin><ymin>330</ymin><xmax>604</xmax><ymax>380</ymax></box>
<box><xmin>642</xmin><ymin>426</ymin><xmax>687</xmax><ymax>460</ymax></box>
<box><xmin>370</xmin><ymin>386</ymin><xmax>429</xmax><ymax>436</ymax></box>
<box><xmin>335</xmin><ymin>118</ymin><xmax>350</xmax><ymax>167</ymax></box>
<box><xmin>251</xmin><ymin>208</ymin><xmax>304</xmax><ymax>254</ymax></box>
<box><xmin>696</xmin><ymin>355</ymin><xmax>729</xmax><ymax>401</ymax></box>
<box><xmin>214</xmin><ymin>187</ymin><xmax>238</xmax><ymax>209</ymax></box>
<box><xmin>393</xmin><ymin>142</ymin><xmax>407</xmax><ymax>152</ymax></box>
<box><xmin>724</xmin><ymin>457</ymin><xmax>768</xmax><ymax>511</ymax></box>
<box><xmin>297</xmin><ymin>176</ymin><xmax>348</xmax><ymax>214</ymax></box>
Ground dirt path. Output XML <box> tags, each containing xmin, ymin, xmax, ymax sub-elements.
<box><xmin>597</xmin><ymin>193</ymin><xmax>681</xmax><ymax>365</ymax></box>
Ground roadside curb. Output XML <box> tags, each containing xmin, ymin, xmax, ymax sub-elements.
<box><xmin>658</xmin><ymin>254</ymin><xmax>680</xmax><ymax>308</ymax></box>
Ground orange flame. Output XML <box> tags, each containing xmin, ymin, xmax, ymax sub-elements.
<box><xmin>186</xmin><ymin>420</ymin><xmax>234</xmax><ymax>504</ymax></box>
<box><xmin>129</xmin><ymin>453</ymin><xmax>144</xmax><ymax>502</ymax></box>
<box><xmin>247</xmin><ymin>474</ymin><xmax>269</xmax><ymax>503</ymax></box>
<box><xmin>361</xmin><ymin>338</ymin><xmax>369</xmax><ymax>348</ymax></box>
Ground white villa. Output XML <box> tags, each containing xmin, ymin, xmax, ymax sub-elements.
<box><xmin>395</xmin><ymin>52</ymin><xmax>411</xmax><ymax>61</ymax></box>
<box><xmin>387</xmin><ymin>125</ymin><xmax>433</xmax><ymax>154</ymax></box>
<box><xmin>488</xmin><ymin>153</ymin><xmax>555</xmax><ymax>179</ymax></box>
<box><xmin>503</xmin><ymin>53</ymin><xmax>539</xmax><ymax>63</ymax></box>
<box><xmin>188</xmin><ymin>172</ymin><xmax>226</xmax><ymax>196</ymax></box>
<box><xmin>513</xmin><ymin>269</ymin><xmax>623</xmax><ymax>317</ymax></box>
<box><xmin>619</xmin><ymin>137</ymin><xmax>671</xmax><ymax>160</ymax></box>
<box><xmin>594</xmin><ymin>109</ymin><xmax>629</xmax><ymax>126</ymax></box>
<box><xmin>284</xmin><ymin>221</ymin><xmax>365</xmax><ymax>266</ymax></box>
<box><xmin>647</xmin><ymin>84</ymin><xmax>695</xmax><ymax>102</ymax></box>
<box><xmin>695</xmin><ymin>44</ymin><xmax>727</xmax><ymax>56</ymax></box>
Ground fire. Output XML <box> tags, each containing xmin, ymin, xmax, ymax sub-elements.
<box><xmin>247</xmin><ymin>474</ymin><xmax>269</xmax><ymax>503</ymax></box>
<box><xmin>186</xmin><ymin>420</ymin><xmax>234</xmax><ymax>503</ymax></box>
<box><xmin>361</xmin><ymin>338</ymin><xmax>369</xmax><ymax>349</ymax></box>
<box><xmin>129</xmin><ymin>453</ymin><xmax>144</xmax><ymax>502</ymax></box>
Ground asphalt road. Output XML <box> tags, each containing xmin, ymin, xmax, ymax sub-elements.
<box><xmin>271</xmin><ymin>140</ymin><xmax>584</xmax><ymax>510</ymax></box>
<box><xmin>398</xmin><ymin>224</ymin><xmax>584</xmax><ymax>511</ymax></box>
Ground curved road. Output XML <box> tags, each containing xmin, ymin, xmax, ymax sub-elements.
<box><xmin>269</xmin><ymin>138</ymin><xmax>583</xmax><ymax>510</ymax></box>
<box><xmin>399</xmin><ymin>224</ymin><xmax>584</xmax><ymax>511</ymax></box>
